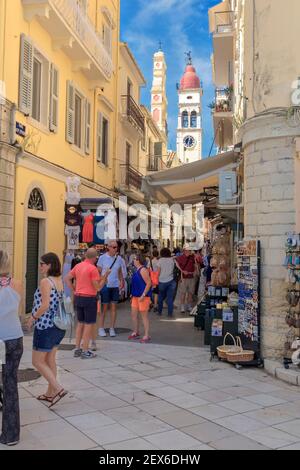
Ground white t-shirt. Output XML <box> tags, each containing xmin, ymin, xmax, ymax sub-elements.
<box><xmin>157</xmin><ymin>258</ymin><xmax>175</xmax><ymax>283</ymax></box>
<box><xmin>97</xmin><ymin>253</ymin><xmax>123</xmax><ymax>288</ymax></box>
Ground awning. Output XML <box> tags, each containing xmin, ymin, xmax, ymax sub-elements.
<box><xmin>142</xmin><ymin>150</ymin><xmax>237</xmax><ymax>204</ymax></box>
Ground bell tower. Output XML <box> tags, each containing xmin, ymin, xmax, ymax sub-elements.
<box><xmin>177</xmin><ymin>53</ymin><xmax>203</xmax><ymax>164</ymax></box>
<box><xmin>151</xmin><ymin>45</ymin><xmax>168</xmax><ymax>136</ymax></box>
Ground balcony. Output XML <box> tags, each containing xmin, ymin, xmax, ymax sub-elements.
<box><xmin>120</xmin><ymin>163</ymin><xmax>144</xmax><ymax>202</ymax></box>
<box><xmin>121</xmin><ymin>95</ymin><xmax>145</xmax><ymax>138</ymax></box>
<box><xmin>211</xmin><ymin>87</ymin><xmax>234</xmax><ymax>151</ymax></box>
<box><xmin>213</xmin><ymin>11</ymin><xmax>234</xmax><ymax>35</ymax></box>
<box><xmin>0</xmin><ymin>99</ymin><xmax>16</xmax><ymax>145</ymax></box>
<box><xmin>22</xmin><ymin>0</ymin><xmax>113</xmax><ymax>83</ymax></box>
<box><xmin>209</xmin><ymin>7</ymin><xmax>234</xmax><ymax>86</ymax></box>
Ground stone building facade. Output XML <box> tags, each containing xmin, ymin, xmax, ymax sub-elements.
<box><xmin>209</xmin><ymin>0</ymin><xmax>300</xmax><ymax>359</ymax></box>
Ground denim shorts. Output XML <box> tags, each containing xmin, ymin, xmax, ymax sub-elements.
<box><xmin>100</xmin><ymin>286</ymin><xmax>120</xmax><ymax>305</ymax></box>
<box><xmin>74</xmin><ymin>296</ymin><xmax>98</xmax><ymax>324</ymax></box>
<box><xmin>33</xmin><ymin>325</ymin><xmax>65</xmax><ymax>353</ymax></box>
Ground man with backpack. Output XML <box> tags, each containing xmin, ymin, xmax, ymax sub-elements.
<box><xmin>97</xmin><ymin>241</ymin><xmax>125</xmax><ymax>337</ymax></box>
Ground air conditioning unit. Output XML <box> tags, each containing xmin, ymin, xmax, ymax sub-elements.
<box><xmin>219</xmin><ymin>171</ymin><xmax>237</xmax><ymax>205</ymax></box>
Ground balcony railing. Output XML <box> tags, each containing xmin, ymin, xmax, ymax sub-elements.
<box><xmin>214</xmin><ymin>11</ymin><xmax>234</xmax><ymax>34</ymax></box>
<box><xmin>121</xmin><ymin>95</ymin><xmax>145</xmax><ymax>135</ymax></box>
<box><xmin>0</xmin><ymin>99</ymin><xmax>16</xmax><ymax>145</ymax></box>
<box><xmin>214</xmin><ymin>87</ymin><xmax>233</xmax><ymax>113</ymax></box>
<box><xmin>120</xmin><ymin>163</ymin><xmax>143</xmax><ymax>191</ymax></box>
<box><xmin>22</xmin><ymin>0</ymin><xmax>113</xmax><ymax>81</ymax></box>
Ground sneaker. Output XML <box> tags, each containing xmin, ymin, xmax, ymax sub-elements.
<box><xmin>109</xmin><ymin>328</ymin><xmax>116</xmax><ymax>337</ymax></box>
<box><xmin>187</xmin><ymin>305</ymin><xmax>193</xmax><ymax>313</ymax></box>
<box><xmin>90</xmin><ymin>341</ymin><xmax>97</xmax><ymax>351</ymax></box>
<box><xmin>99</xmin><ymin>328</ymin><xmax>107</xmax><ymax>337</ymax></box>
<box><xmin>81</xmin><ymin>350</ymin><xmax>97</xmax><ymax>359</ymax></box>
<box><xmin>74</xmin><ymin>348</ymin><xmax>82</xmax><ymax>357</ymax></box>
<box><xmin>180</xmin><ymin>305</ymin><xmax>186</xmax><ymax>314</ymax></box>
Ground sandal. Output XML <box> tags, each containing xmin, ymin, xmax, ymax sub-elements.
<box><xmin>48</xmin><ymin>389</ymin><xmax>68</xmax><ymax>409</ymax></box>
<box><xmin>128</xmin><ymin>332</ymin><xmax>140</xmax><ymax>340</ymax></box>
<box><xmin>37</xmin><ymin>394</ymin><xmax>53</xmax><ymax>403</ymax></box>
<box><xmin>140</xmin><ymin>336</ymin><xmax>151</xmax><ymax>343</ymax></box>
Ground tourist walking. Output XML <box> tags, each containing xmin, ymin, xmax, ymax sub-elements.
<box><xmin>150</xmin><ymin>249</ymin><xmax>160</xmax><ymax>312</ymax></box>
<box><xmin>157</xmin><ymin>248</ymin><xmax>176</xmax><ymax>317</ymax></box>
<box><xmin>97</xmin><ymin>241</ymin><xmax>124</xmax><ymax>337</ymax></box>
<box><xmin>128</xmin><ymin>253</ymin><xmax>152</xmax><ymax>343</ymax></box>
<box><xmin>176</xmin><ymin>244</ymin><xmax>197</xmax><ymax>313</ymax></box>
<box><xmin>0</xmin><ymin>251</ymin><xmax>23</xmax><ymax>446</ymax></box>
<box><xmin>28</xmin><ymin>253</ymin><xmax>68</xmax><ymax>408</ymax></box>
<box><xmin>65</xmin><ymin>248</ymin><xmax>109</xmax><ymax>358</ymax></box>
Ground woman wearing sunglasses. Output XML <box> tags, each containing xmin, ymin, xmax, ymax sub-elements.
<box><xmin>128</xmin><ymin>253</ymin><xmax>152</xmax><ymax>343</ymax></box>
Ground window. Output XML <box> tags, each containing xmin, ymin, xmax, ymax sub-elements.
<box><xmin>191</xmin><ymin>111</ymin><xmax>197</xmax><ymax>128</ymax></box>
<box><xmin>28</xmin><ymin>188</ymin><xmax>44</xmax><ymax>211</ymax></box>
<box><xmin>102</xmin><ymin>117</ymin><xmax>109</xmax><ymax>165</ymax></box>
<box><xmin>32</xmin><ymin>58</ymin><xmax>41</xmax><ymax>121</ymax></box>
<box><xmin>182</xmin><ymin>111</ymin><xmax>189</xmax><ymax>128</ymax></box>
<box><xmin>97</xmin><ymin>112</ymin><xmax>109</xmax><ymax>166</ymax></box>
<box><xmin>66</xmin><ymin>81</ymin><xmax>91</xmax><ymax>154</ymax></box>
<box><xmin>74</xmin><ymin>93</ymin><xmax>82</xmax><ymax>149</ymax></box>
<box><xmin>126</xmin><ymin>142</ymin><xmax>131</xmax><ymax>164</ymax></box>
<box><xmin>103</xmin><ymin>23</ymin><xmax>112</xmax><ymax>55</ymax></box>
<box><xmin>19</xmin><ymin>35</ymin><xmax>58</xmax><ymax>131</ymax></box>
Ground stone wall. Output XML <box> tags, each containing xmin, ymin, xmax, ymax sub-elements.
<box><xmin>0</xmin><ymin>143</ymin><xmax>16</xmax><ymax>256</ymax></box>
<box><xmin>239</xmin><ymin>114</ymin><xmax>299</xmax><ymax>359</ymax></box>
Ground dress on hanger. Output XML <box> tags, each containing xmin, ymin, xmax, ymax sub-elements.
<box><xmin>63</xmin><ymin>253</ymin><xmax>74</xmax><ymax>298</ymax></box>
<box><xmin>82</xmin><ymin>213</ymin><xmax>94</xmax><ymax>243</ymax></box>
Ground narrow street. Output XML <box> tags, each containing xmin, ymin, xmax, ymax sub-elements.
<box><xmin>2</xmin><ymin>304</ymin><xmax>300</xmax><ymax>451</ymax></box>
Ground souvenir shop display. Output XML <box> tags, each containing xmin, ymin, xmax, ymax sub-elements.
<box><xmin>82</xmin><ymin>211</ymin><xmax>94</xmax><ymax>243</ymax></box>
<box><xmin>235</xmin><ymin>239</ymin><xmax>262</xmax><ymax>367</ymax></box>
<box><xmin>210</xmin><ymin>227</ymin><xmax>231</xmax><ymax>287</ymax></box>
<box><xmin>283</xmin><ymin>233</ymin><xmax>300</xmax><ymax>369</ymax></box>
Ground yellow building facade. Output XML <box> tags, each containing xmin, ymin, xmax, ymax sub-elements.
<box><xmin>0</xmin><ymin>0</ymin><xmax>120</xmax><ymax>312</ymax></box>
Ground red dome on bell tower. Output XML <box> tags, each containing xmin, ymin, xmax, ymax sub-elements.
<box><xmin>180</xmin><ymin>64</ymin><xmax>201</xmax><ymax>90</ymax></box>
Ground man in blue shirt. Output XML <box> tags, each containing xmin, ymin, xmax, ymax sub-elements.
<box><xmin>97</xmin><ymin>241</ymin><xmax>124</xmax><ymax>337</ymax></box>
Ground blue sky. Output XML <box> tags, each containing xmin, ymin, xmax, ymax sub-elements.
<box><xmin>120</xmin><ymin>0</ymin><xmax>219</xmax><ymax>157</ymax></box>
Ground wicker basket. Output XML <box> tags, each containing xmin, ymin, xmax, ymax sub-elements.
<box><xmin>217</xmin><ymin>333</ymin><xmax>241</xmax><ymax>360</ymax></box>
<box><xmin>226</xmin><ymin>337</ymin><xmax>255</xmax><ymax>363</ymax></box>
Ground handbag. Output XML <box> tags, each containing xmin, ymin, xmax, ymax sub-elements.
<box><xmin>49</xmin><ymin>278</ymin><xmax>73</xmax><ymax>332</ymax></box>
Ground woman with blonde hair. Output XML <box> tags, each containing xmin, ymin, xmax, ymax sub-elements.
<box><xmin>0</xmin><ymin>250</ymin><xmax>24</xmax><ymax>446</ymax></box>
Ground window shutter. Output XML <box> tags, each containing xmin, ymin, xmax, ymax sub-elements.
<box><xmin>49</xmin><ymin>64</ymin><xmax>59</xmax><ymax>132</ymax></box>
<box><xmin>104</xmin><ymin>24</ymin><xmax>112</xmax><ymax>55</ymax></box>
<box><xmin>66</xmin><ymin>81</ymin><xmax>75</xmax><ymax>144</ymax></box>
<box><xmin>96</xmin><ymin>111</ymin><xmax>102</xmax><ymax>162</ymax></box>
<box><xmin>85</xmin><ymin>99</ymin><xmax>91</xmax><ymax>154</ymax></box>
<box><xmin>19</xmin><ymin>34</ymin><xmax>33</xmax><ymax>116</ymax></box>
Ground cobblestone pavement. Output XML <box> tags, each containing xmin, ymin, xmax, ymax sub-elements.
<box><xmin>1</xmin><ymin>305</ymin><xmax>300</xmax><ymax>450</ymax></box>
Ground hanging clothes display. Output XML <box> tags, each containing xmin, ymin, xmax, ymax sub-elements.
<box><xmin>65</xmin><ymin>204</ymin><xmax>82</xmax><ymax>226</ymax></box>
<box><xmin>66</xmin><ymin>176</ymin><xmax>81</xmax><ymax>205</ymax></box>
<box><xmin>82</xmin><ymin>213</ymin><xmax>94</xmax><ymax>243</ymax></box>
<box><xmin>63</xmin><ymin>253</ymin><xmax>74</xmax><ymax>298</ymax></box>
<box><xmin>65</xmin><ymin>226</ymin><xmax>81</xmax><ymax>250</ymax></box>
<box><xmin>93</xmin><ymin>215</ymin><xmax>105</xmax><ymax>244</ymax></box>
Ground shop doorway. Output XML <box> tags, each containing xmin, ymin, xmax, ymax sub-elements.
<box><xmin>25</xmin><ymin>187</ymin><xmax>47</xmax><ymax>313</ymax></box>
<box><xmin>25</xmin><ymin>218</ymin><xmax>40</xmax><ymax>313</ymax></box>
